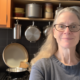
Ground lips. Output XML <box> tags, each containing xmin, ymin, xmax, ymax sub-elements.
<box><xmin>62</xmin><ymin>38</ymin><xmax>74</xmax><ymax>40</ymax></box>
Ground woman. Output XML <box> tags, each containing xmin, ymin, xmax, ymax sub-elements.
<box><xmin>29</xmin><ymin>7</ymin><xmax>80</xmax><ymax>80</ymax></box>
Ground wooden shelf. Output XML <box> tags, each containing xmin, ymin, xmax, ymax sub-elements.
<box><xmin>12</xmin><ymin>0</ymin><xmax>80</xmax><ymax>22</ymax></box>
<box><xmin>13</xmin><ymin>0</ymin><xmax>80</xmax><ymax>6</ymax></box>
<box><xmin>12</xmin><ymin>17</ymin><xmax>54</xmax><ymax>21</ymax></box>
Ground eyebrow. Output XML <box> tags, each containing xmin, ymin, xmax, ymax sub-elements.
<box><xmin>57</xmin><ymin>22</ymin><xmax>79</xmax><ymax>25</ymax></box>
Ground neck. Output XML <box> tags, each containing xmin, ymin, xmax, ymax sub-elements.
<box><xmin>55</xmin><ymin>46</ymin><xmax>80</xmax><ymax>66</ymax></box>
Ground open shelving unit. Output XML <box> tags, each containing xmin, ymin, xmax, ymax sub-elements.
<box><xmin>13</xmin><ymin>0</ymin><xmax>80</xmax><ymax>21</ymax></box>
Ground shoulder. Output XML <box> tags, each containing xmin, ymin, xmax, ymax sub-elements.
<box><xmin>34</xmin><ymin>57</ymin><xmax>52</xmax><ymax>67</ymax></box>
<box><xmin>31</xmin><ymin>56</ymin><xmax>55</xmax><ymax>72</ymax></box>
<box><xmin>32</xmin><ymin>55</ymin><xmax>56</xmax><ymax>68</ymax></box>
<box><xmin>30</xmin><ymin>55</ymin><xmax>56</xmax><ymax>77</ymax></box>
<box><xmin>31</xmin><ymin>58</ymin><xmax>50</xmax><ymax>76</ymax></box>
<box><xmin>32</xmin><ymin>58</ymin><xmax>50</xmax><ymax>69</ymax></box>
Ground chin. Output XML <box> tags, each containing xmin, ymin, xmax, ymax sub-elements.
<box><xmin>62</xmin><ymin>44</ymin><xmax>76</xmax><ymax>48</ymax></box>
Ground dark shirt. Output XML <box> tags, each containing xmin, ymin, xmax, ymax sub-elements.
<box><xmin>29</xmin><ymin>55</ymin><xmax>80</xmax><ymax>80</ymax></box>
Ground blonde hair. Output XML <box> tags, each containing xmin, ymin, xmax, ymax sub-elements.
<box><xmin>30</xmin><ymin>7</ymin><xmax>80</xmax><ymax>68</ymax></box>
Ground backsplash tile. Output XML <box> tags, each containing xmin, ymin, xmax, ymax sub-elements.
<box><xmin>0</xmin><ymin>40</ymin><xmax>7</xmax><ymax>47</ymax></box>
<box><xmin>7</xmin><ymin>29</ymin><xmax>13</xmax><ymax>39</ymax></box>
<box><xmin>0</xmin><ymin>21</ymin><xmax>53</xmax><ymax>71</ymax></box>
<box><xmin>0</xmin><ymin>29</ymin><xmax>8</xmax><ymax>40</ymax></box>
<box><xmin>0</xmin><ymin>54</ymin><xmax>8</xmax><ymax>72</ymax></box>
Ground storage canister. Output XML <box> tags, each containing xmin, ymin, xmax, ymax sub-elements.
<box><xmin>26</xmin><ymin>3</ymin><xmax>42</xmax><ymax>18</ymax></box>
<box><xmin>45</xmin><ymin>3</ymin><xmax>53</xmax><ymax>12</ymax></box>
<box><xmin>45</xmin><ymin>12</ymin><xmax>53</xmax><ymax>19</ymax></box>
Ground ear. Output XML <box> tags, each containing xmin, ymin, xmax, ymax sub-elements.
<box><xmin>53</xmin><ymin>28</ymin><xmax>56</xmax><ymax>39</ymax></box>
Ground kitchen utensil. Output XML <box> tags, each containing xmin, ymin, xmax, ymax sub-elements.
<box><xmin>13</xmin><ymin>20</ymin><xmax>21</xmax><ymax>39</ymax></box>
<box><xmin>25</xmin><ymin>21</ymin><xmax>41</xmax><ymax>42</ymax></box>
<box><xmin>2</xmin><ymin>43</ymin><xmax>29</xmax><ymax>68</ymax></box>
<box><xmin>55</xmin><ymin>3</ymin><xmax>63</xmax><ymax>15</ymax></box>
<box><xmin>6</xmin><ymin>67</ymin><xmax>28</xmax><ymax>73</ymax></box>
<box><xmin>43</xmin><ymin>21</ymin><xmax>51</xmax><ymax>36</ymax></box>
<box><xmin>26</xmin><ymin>3</ymin><xmax>42</xmax><ymax>18</ymax></box>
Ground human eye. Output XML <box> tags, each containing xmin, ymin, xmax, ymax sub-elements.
<box><xmin>70</xmin><ymin>25</ymin><xmax>76</xmax><ymax>28</ymax></box>
<box><xmin>59</xmin><ymin>25</ymin><xmax>65</xmax><ymax>28</ymax></box>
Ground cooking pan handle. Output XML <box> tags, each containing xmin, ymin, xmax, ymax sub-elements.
<box><xmin>16</xmin><ymin>19</ymin><xmax>19</xmax><ymax>24</ymax></box>
<box><xmin>32</xmin><ymin>21</ymin><xmax>35</xmax><ymax>26</ymax></box>
<box><xmin>48</xmin><ymin>21</ymin><xmax>51</xmax><ymax>26</ymax></box>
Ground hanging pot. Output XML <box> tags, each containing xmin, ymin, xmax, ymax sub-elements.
<box><xmin>25</xmin><ymin>21</ymin><xmax>41</xmax><ymax>42</ymax></box>
<box><xmin>13</xmin><ymin>20</ymin><xmax>21</xmax><ymax>39</ymax></box>
<box><xmin>43</xmin><ymin>21</ymin><xmax>51</xmax><ymax>36</ymax></box>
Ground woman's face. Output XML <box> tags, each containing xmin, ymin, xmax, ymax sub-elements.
<box><xmin>53</xmin><ymin>11</ymin><xmax>80</xmax><ymax>48</ymax></box>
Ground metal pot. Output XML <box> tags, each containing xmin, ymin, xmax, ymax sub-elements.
<box><xmin>43</xmin><ymin>21</ymin><xmax>51</xmax><ymax>36</ymax></box>
<box><xmin>6</xmin><ymin>67</ymin><xmax>27</xmax><ymax>73</ymax></box>
<box><xmin>26</xmin><ymin>3</ymin><xmax>42</xmax><ymax>18</ymax></box>
<box><xmin>13</xmin><ymin>20</ymin><xmax>21</xmax><ymax>39</ymax></box>
<box><xmin>25</xmin><ymin>21</ymin><xmax>41</xmax><ymax>42</ymax></box>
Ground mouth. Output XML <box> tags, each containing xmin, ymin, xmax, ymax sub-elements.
<box><xmin>62</xmin><ymin>38</ymin><xmax>74</xmax><ymax>40</ymax></box>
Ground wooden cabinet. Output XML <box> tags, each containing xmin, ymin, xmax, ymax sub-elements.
<box><xmin>0</xmin><ymin>0</ymin><xmax>80</xmax><ymax>28</ymax></box>
<box><xmin>0</xmin><ymin>0</ymin><xmax>7</xmax><ymax>26</ymax></box>
<box><xmin>0</xmin><ymin>0</ymin><xmax>11</xmax><ymax>28</ymax></box>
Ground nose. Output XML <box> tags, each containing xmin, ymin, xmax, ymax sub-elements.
<box><xmin>64</xmin><ymin>27</ymin><xmax>71</xmax><ymax>34</ymax></box>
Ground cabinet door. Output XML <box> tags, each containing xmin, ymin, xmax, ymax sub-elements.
<box><xmin>0</xmin><ymin>0</ymin><xmax>7</xmax><ymax>25</ymax></box>
<box><xmin>6</xmin><ymin>0</ymin><xmax>11</xmax><ymax>28</ymax></box>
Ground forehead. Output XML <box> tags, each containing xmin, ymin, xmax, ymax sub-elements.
<box><xmin>56</xmin><ymin>11</ymin><xmax>79</xmax><ymax>25</ymax></box>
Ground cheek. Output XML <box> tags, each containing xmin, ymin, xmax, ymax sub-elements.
<box><xmin>70</xmin><ymin>32</ymin><xmax>80</xmax><ymax>45</ymax></box>
<box><xmin>53</xmin><ymin>30</ymin><xmax>62</xmax><ymax>40</ymax></box>
<box><xmin>75</xmin><ymin>32</ymin><xmax>80</xmax><ymax>40</ymax></box>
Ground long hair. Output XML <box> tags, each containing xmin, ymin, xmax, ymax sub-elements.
<box><xmin>30</xmin><ymin>7</ymin><xmax>80</xmax><ymax>68</ymax></box>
